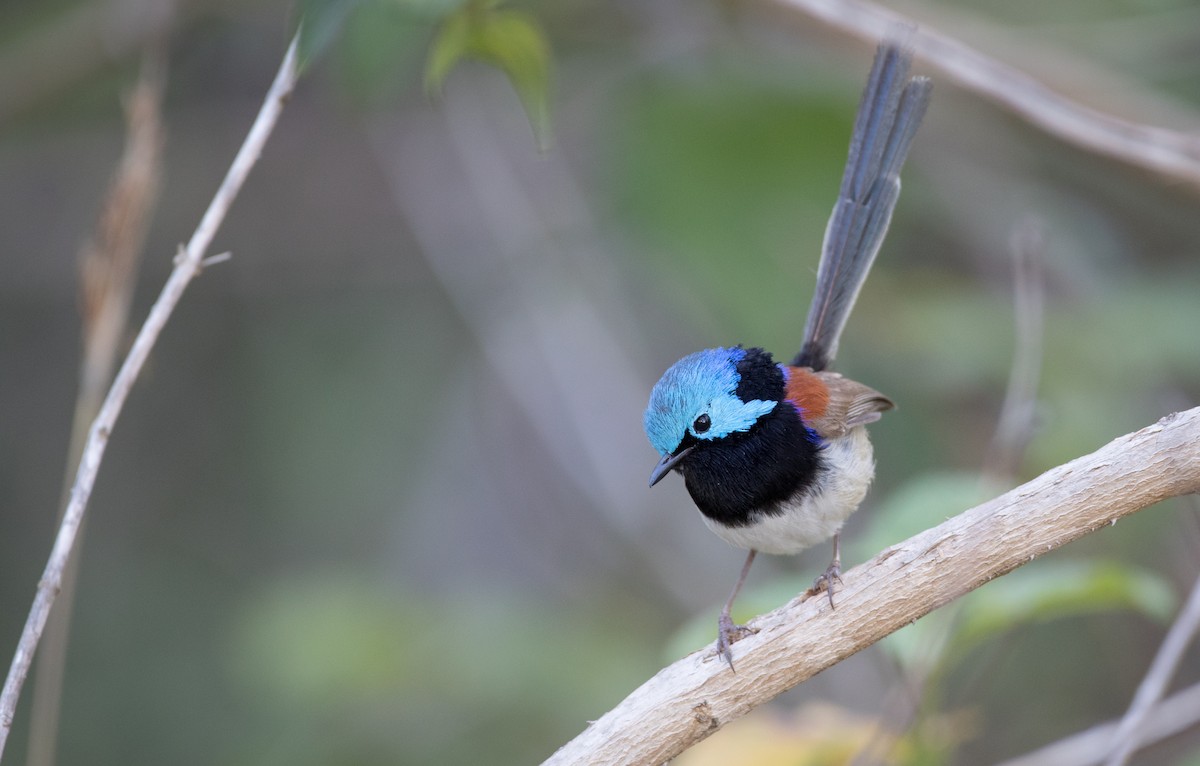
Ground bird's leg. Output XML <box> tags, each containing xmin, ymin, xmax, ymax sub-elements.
<box><xmin>716</xmin><ymin>549</ymin><xmax>757</xmax><ymax>670</ymax></box>
<box><xmin>809</xmin><ymin>531</ymin><xmax>843</xmax><ymax>608</ymax></box>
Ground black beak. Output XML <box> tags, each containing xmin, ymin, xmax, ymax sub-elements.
<box><xmin>648</xmin><ymin>445</ymin><xmax>694</xmax><ymax>488</ymax></box>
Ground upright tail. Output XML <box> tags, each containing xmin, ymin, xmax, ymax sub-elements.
<box><xmin>793</xmin><ymin>37</ymin><xmax>932</xmax><ymax>372</ymax></box>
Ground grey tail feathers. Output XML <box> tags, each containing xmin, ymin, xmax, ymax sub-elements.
<box><xmin>793</xmin><ymin>35</ymin><xmax>932</xmax><ymax>372</ymax></box>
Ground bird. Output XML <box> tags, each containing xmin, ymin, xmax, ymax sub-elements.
<box><xmin>643</xmin><ymin>37</ymin><xmax>932</xmax><ymax>669</ymax></box>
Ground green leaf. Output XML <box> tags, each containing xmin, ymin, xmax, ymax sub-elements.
<box><xmin>879</xmin><ymin>607</ymin><xmax>959</xmax><ymax>675</ymax></box>
<box><xmin>952</xmin><ymin>559</ymin><xmax>1177</xmax><ymax>654</ymax></box>
<box><xmin>423</xmin><ymin>4</ymin><xmax>473</xmax><ymax>94</ymax></box>
<box><xmin>851</xmin><ymin>472</ymin><xmax>990</xmax><ymax>564</ymax></box>
<box><xmin>230</xmin><ymin>574</ymin><xmax>418</xmax><ymax>705</ymax></box>
<box><xmin>468</xmin><ymin>9</ymin><xmax>552</xmax><ymax>148</ymax></box>
<box><xmin>880</xmin><ymin>560</ymin><xmax>1177</xmax><ymax>674</ymax></box>
<box><xmin>297</xmin><ymin>0</ymin><xmax>367</xmax><ymax>71</ymax></box>
<box><xmin>335</xmin><ymin>0</ymin><xmax>442</xmax><ymax>107</ymax></box>
<box><xmin>424</xmin><ymin>4</ymin><xmax>553</xmax><ymax>149</ymax></box>
<box><xmin>298</xmin><ymin>0</ymin><xmax>459</xmax><ymax>80</ymax></box>
<box><xmin>667</xmin><ymin>559</ymin><xmax>1176</xmax><ymax>677</ymax></box>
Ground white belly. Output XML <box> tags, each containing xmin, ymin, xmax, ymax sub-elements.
<box><xmin>701</xmin><ymin>428</ymin><xmax>876</xmax><ymax>555</ymax></box>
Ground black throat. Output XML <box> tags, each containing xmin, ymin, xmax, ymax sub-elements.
<box><xmin>680</xmin><ymin>348</ymin><xmax>824</xmax><ymax>527</ymax></box>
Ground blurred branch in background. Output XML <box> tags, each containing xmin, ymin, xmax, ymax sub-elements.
<box><xmin>1</xmin><ymin>2</ymin><xmax>1198</xmax><ymax>763</ymax></box>
<box><xmin>999</xmin><ymin>552</ymin><xmax>1200</xmax><ymax>766</ymax></box>
<box><xmin>1102</xmin><ymin>512</ymin><xmax>1200</xmax><ymax>766</ymax></box>
<box><xmin>997</xmin><ymin>684</ymin><xmax>1200</xmax><ymax>766</ymax></box>
<box><xmin>0</xmin><ymin>32</ymin><xmax>300</xmax><ymax>761</ymax></box>
<box><xmin>369</xmin><ymin>81</ymin><xmax>707</xmax><ymax>608</ymax></box>
<box><xmin>543</xmin><ymin>407</ymin><xmax>1200</xmax><ymax>765</ymax></box>
<box><xmin>758</xmin><ymin>0</ymin><xmax>1200</xmax><ymax>189</ymax></box>
<box><xmin>0</xmin><ymin>0</ymin><xmax>183</xmax><ymax>125</ymax></box>
<box><xmin>983</xmin><ymin>219</ymin><xmax>1045</xmax><ymax>486</ymax></box>
<box><xmin>849</xmin><ymin>218</ymin><xmax>1050</xmax><ymax>766</ymax></box>
<box><xmin>24</xmin><ymin>47</ymin><xmax>166</xmax><ymax>766</ymax></box>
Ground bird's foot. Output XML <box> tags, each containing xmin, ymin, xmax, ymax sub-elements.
<box><xmin>809</xmin><ymin>563</ymin><xmax>843</xmax><ymax>608</ymax></box>
<box><xmin>716</xmin><ymin>613</ymin><xmax>753</xmax><ymax>670</ymax></box>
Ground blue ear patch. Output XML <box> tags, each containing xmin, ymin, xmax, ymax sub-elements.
<box><xmin>644</xmin><ymin>347</ymin><xmax>778</xmax><ymax>456</ymax></box>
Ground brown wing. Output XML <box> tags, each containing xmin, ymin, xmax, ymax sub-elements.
<box><xmin>784</xmin><ymin>366</ymin><xmax>894</xmax><ymax>439</ymax></box>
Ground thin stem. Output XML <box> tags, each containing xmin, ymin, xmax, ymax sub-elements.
<box><xmin>997</xmin><ymin>680</ymin><xmax>1200</xmax><ymax>766</ymax></box>
<box><xmin>0</xmin><ymin>31</ymin><xmax>300</xmax><ymax>761</ymax></box>
<box><xmin>26</xmin><ymin>46</ymin><xmax>166</xmax><ymax>766</ymax></box>
<box><xmin>1102</xmin><ymin>569</ymin><xmax>1200</xmax><ymax>766</ymax></box>
<box><xmin>984</xmin><ymin>219</ymin><xmax>1045</xmax><ymax>483</ymax></box>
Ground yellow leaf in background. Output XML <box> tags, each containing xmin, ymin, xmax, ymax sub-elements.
<box><xmin>676</xmin><ymin>701</ymin><xmax>979</xmax><ymax>766</ymax></box>
<box><xmin>676</xmin><ymin>702</ymin><xmax>896</xmax><ymax>766</ymax></box>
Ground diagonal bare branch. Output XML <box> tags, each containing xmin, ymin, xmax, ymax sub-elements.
<box><xmin>760</xmin><ymin>0</ymin><xmax>1200</xmax><ymax>189</ymax></box>
<box><xmin>1102</xmin><ymin>565</ymin><xmax>1200</xmax><ymax>766</ymax></box>
<box><xmin>0</xmin><ymin>32</ymin><xmax>301</xmax><ymax>762</ymax></box>
<box><xmin>998</xmin><ymin>680</ymin><xmax>1200</xmax><ymax>766</ymax></box>
<box><xmin>542</xmin><ymin>408</ymin><xmax>1200</xmax><ymax>766</ymax></box>
<box><xmin>26</xmin><ymin>46</ymin><xmax>167</xmax><ymax>766</ymax></box>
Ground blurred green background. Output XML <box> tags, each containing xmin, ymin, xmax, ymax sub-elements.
<box><xmin>2</xmin><ymin>0</ymin><xmax>1200</xmax><ymax>764</ymax></box>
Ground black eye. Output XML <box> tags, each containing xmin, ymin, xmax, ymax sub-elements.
<box><xmin>692</xmin><ymin>414</ymin><xmax>711</xmax><ymax>434</ymax></box>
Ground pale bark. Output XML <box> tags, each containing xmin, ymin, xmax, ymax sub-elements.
<box><xmin>543</xmin><ymin>408</ymin><xmax>1200</xmax><ymax>766</ymax></box>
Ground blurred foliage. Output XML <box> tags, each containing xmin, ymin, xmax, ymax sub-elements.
<box><xmin>669</xmin><ymin>552</ymin><xmax>1183</xmax><ymax>764</ymax></box>
<box><xmin>677</xmin><ymin>701</ymin><xmax>976</xmax><ymax>766</ymax></box>
<box><xmin>677</xmin><ymin>701</ymin><xmax>983</xmax><ymax>766</ymax></box>
<box><xmin>226</xmin><ymin>572</ymin><xmax>657</xmax><ymax>765</ymax></box>
<box><xmin>296</xmin><ymin>0</ymin><xmax>553</xmax><ymax>144</ymax></box>
<box><xmin>296</xmin><ymin>0</ymin><xmax>552</xmax><ymax>144</ymax></box>
<box><xmin>330</xmin><ymin>0</ymin><xmax>449</xmax><ymax>105</ymax></box>
<box><xmin>852</xmin><ymin>472</ymin><xmax>992</xmax><ymax>561</ymax></box>
<box><xmin>949</xmin><ymin>560</ymin><xmax>1176</xmax><ymax>651</ymax></box>
<box><xmin>611</xmin><ymin>68</ymin><xmax>856</xmax><ymax>348</ymax></box>
<box><xmin>425</xmin><ymin>0</ymin><xmax>552</xmax><ymax>148</ymax></box>
<box><xmin>2</xmin><ymin>0</ymin><xmax>1200</xmax><ymax>765</ymax></box>
<box><xmin>297</xmin><ymin>0</ymin><xmax>361</xmax><ymax>68</ymax></box>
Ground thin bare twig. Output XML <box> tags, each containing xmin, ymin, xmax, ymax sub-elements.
<box><xmin>997</xmin><ymin>681</ymin><xmax>1200</xmax><ymax>766</ymax></box>
<box><xmin>0</xmin><ymin>32</ymin><xmax>301</xmax><ymax>761</ymax></box>
<box><xmin>853</xmin><ymin>218</ymin><xmax>1050</xmax><ymax>766</ymax></box>
<box><xmin>25</xmin><ymin>47</ymin><xmax>167</xmax><ymax>766</ymax></box>
<box><xmin>542</xmin><ymin>408</ymin><xmax>1200</xmax><ymax>765</ymax></box>
<box><xmin>1102</xmin><ymin>566</ymin><xmax>1200</xmax><ymax>766</ymax></box>
<box><xmin>984</xmin><ymin>219</ymin><xmax>1045</xmax><ymax>484</ymax></box>
<box><xmin>760</xmin><ymin>0</ymin><xmax>1200</xmax><ymax>188</ymax></box>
